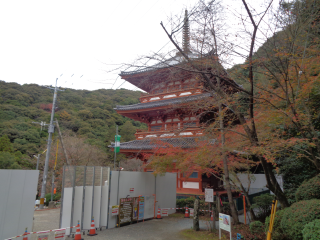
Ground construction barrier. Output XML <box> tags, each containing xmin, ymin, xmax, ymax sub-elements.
<box><xmin>4</xmin><ymin>226</ymin><xmax>76</xmax><ymax>240</ymax></box>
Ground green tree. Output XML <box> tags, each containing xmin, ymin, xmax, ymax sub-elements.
<box><xmin>0</xmin><ymin>135</ymin><xmax>13</xmax><ymax>152</ymax></box>
<box><xmin>0</xmin><ymin>152</ymin><xmax>21</xmax><ymax>169</ymax></box>
<box><xmin>119</xmin><ymin>121</ymin><xmax>137</xmax><ymax>142</ymax></box>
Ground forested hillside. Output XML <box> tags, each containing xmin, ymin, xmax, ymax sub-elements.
<box><xmin>0</xmin><ymin>80</ymin><xmax>146</xmax><ymax>170</ymax></box>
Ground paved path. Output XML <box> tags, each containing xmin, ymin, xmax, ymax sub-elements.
<box><xmin>32</xmin><ymin>208</ymin><xmax>215</xmax><ymax>240</ymax></box>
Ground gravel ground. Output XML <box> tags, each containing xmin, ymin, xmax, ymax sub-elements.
<box><xmin>31</xmin><ymin>208</ymin><xmax>217</xmax><ymax>240</ymax></box>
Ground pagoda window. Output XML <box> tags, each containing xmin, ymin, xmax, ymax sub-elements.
<box><xmin>150</xmin><ymin>125</ymin><xmax>162</xmax><ymax>131</ymax></box>
<box><xmin>183</xmin><ymin>172</ymin><xmax>198</xmax><ymax>178</ymax></box>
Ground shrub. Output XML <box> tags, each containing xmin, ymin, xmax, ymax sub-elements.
<box><xmin>302</xmin><ymin>219</ymin><xmax>320</xmax><ymax>240</ymax></box>
<box><xmin>251</xmin><ymin>193</ymin><xmax>274</xmax><ymax>220</ymax></box>
<box><xmin>281</xmin><ymin>199</ymin><xmax>320</xmax><ymax>240</ymax></box>
<box><xmin>249</xmin><ymin>221</ymin><xmax>264</xmax><ymax>234</ymax></box>
<box><xmin>45</xmin><ymin>193</ymin><xmax>61</xmax><ymax>206</ymax></box>
<box><xmin>265</xmin><ymin>209</ymin><xmax>287</xmax><ymax>240</ymax></box>
<box><xmin>295</xmin><ymin>174</ymin><xmax>320</xmax><ymax>202</ymax></box>
<box><xmin>234</xmin><ymin>223</ymin><xmax>266</xmax><ymax>240</ymax></box>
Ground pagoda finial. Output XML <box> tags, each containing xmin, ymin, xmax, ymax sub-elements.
<box><xmin>182</xmin><ymin>9</ymin><xmax>190</xmax><ymax>54</ymax></box>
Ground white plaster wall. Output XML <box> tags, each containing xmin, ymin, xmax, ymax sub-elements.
<box><xmin>233</xmin><ymin>174</ymin><xmax>283</xmax><ymax>194</ymax></box>
<box><xmin>0</xmin><ymin>170</ymin><xmax>39</xmax><ymax>240</ymax></box>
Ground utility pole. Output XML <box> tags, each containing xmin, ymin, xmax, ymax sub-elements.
<box><xmin>39</xmin><ymin>78</ymin><xmax>59</xmax><ymax>209</ymax></box>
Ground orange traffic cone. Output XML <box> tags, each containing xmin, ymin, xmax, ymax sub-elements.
<box><xmin>22</xmin><ymin>228</ymin><xmax>29</xmax><ymax>240</ymax></box>
<box><xmin>74</xmin><ymin>221</ymin><xmax>83</xmax><ymax>240</ymax></box>
<box><xmin>87</xmin><ymin>217</ymin><xmax>97</xmax><ymax>236</ymax></box>
<box><xmin>184</xmin><ymin>206</ymin><xmax>189</xmax><ymax>218</ymax></box>
<box><xmin>156</xmin><ymin>208</ymin><xmax>162</xmax><ymax>219</ymax></box>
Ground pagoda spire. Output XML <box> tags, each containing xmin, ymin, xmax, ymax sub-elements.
<box><xmin>182</xmin><ymin>9</ymin><xmax>191</xmax><ymax>54</ymax></box>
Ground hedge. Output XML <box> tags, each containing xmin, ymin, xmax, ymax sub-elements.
<box><xmin>176</xmin><ymin>197</ymin><xmax>231</xmax><ymax>216</ymax></box>
<box><xmin>295</xmin><ymin>174</ymin><xmax>320</xmax><ymax>202</ymax></box>
<box><xmin>302</xmin><ymin>219</ymin><xmax>320</xmax><ymax>240</ymax></box>
<box><xmin>280</xmin><ymin>199</ymin><xmax>320</xmax><ymax>240</ymax></box>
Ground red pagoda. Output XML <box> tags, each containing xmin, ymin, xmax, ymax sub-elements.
<box><xmin>111</xmin><ymin>11</ymin><xmax>239</xmax><ymax>197</ymax></box>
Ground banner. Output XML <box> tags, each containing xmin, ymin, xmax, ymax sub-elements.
<box><xmin>37</xmin><ymin>232</ymin><xmax>49</xmax><ymax>240</ymax></box>
<box><xmin>161</xmin><ymin>208</ymin><xmax>169</xmax><ymax>217</ymax></box>
<box><xmin>112</xmin><ymin>205</ymin><xmax>119</xmax><ymax>216</ymax></box>
<box><xmin>190</xmin><ymin>208</ymin><xmax>194</xmax><ymax>217</ymax></box>
<box><xmin>54</xmin><ymin>229</ymin><xmax>66</xmax><ymax>240</ymax></box>
<box><xmin>138</xmin><ymin>196</ymin><xmax>145</xmax><ymax>220</ymax></box>
<box><xmin>114</xmin><ymin>135</ymin><xmax>121</xmax><ymax>153</ymax></box>
<box><xmin>205</xmin><ymin>188</ymin><xmax>214</xmax><ymax>202</ymax></box>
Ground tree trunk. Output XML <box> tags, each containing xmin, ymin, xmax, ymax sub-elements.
<box><xmin>216</xmin><ymin>192</ymin><xmax>221</xmax><ymax>214</ymax></box>
<box><xmin>222</xmin><ymin>155</ymin><xmax>239</xmax><ymax>224</ymax></box>
<box><xmin>193</xmin><ymin>199</ymin><xmax>200</xmax><ymax>231</ymax></box>
<box><xmin>212</xmin><ymin>204</ymin><xmax>216</xmax><ymax>230</ymax></box>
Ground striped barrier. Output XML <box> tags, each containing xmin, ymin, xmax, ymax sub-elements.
<box><xmin>5</xmin><ymin>226</ymin><xmax>76</xmax><ymax>240</ymax></box>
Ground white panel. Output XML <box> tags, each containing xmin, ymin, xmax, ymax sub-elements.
<box><xmin>144</xmin><ymin>195</ymin><xmax>155</xmax><ymax>219</ymax></box>
<box><xmin>151</xmin><ymin>121</ymin><xmax>156</xmax><ymax>124</ymax></box>
<box><xmin>0</xmin><ymin>170</ymin><xmax>11</xmax><ymax>239</ymax></box>
<box><xmin>163</xmin><ymin>94</ymin><xmax>176</xmax><ymax>98</ymax></box>
<box><xmin>100</xmin><ymin>185</ymin><xmax>109</xmax><ymax>227</ymax></box>
<box><xmin>93</xmin><ymin>186</ymin><xmax>101</xmax><ymax>227</ymax></box>
<box><xmin>165</xmin><ymin>119</ymin><xmax>172</xmax><ymax>122</ymax></box>
<box><xmin>180</xmin><ymin>92</ymin><xmax>192</xmax><ymax>96</ymax></box>
<box><xmin>160</xmin><ymin>133</ymin><xmax>174</xmax><ymax>137</ymax></box>
<box><xmin>0</xmin><ymin>170</ymin><xmax>39</xmax><ymax>240</ymax></box>
<box><xmin>179</xmin><ymin>132</ymin><xmax>193</xmax><ymax>136</ymax></box>
<box><xmin>83</xmin><ymin>186</ymin><xmax>93</xmax><ymax>230</ymax></box>
<box><xmin>156</xmin><ymin>173</ymin><xmax>177</xmax><ymax>215</ymax></box>
<box><xmin>157</xmin><ymin>120</ymin><xmax>162</xmax><ymax>123</ymax></box>
<box><xmin>190</xmin><ymin>117</ymin><xmax>196</xmax><ymax>120</ymax></box>
<box><xmin>61</xmin><ymin>188</ymin><xmax>73</xmax><ymax>235</ymax></box>
<box><xmin>173</xmin><ymin>118</ymin><xmax>179</xmax><ymax>122</ymax></box>
<box><xmin>183</xmin><ymin>181</ymin><xmax>199</xmax><ymax>189</ymax></box>
<box><xmin>72</xmin><ymin>186</ymin><xmax>83</xmax><ymax>228</ymax></box>
<box><xmin>146</xmin><ymin>135</ymin><xmax>157</xmax><ymax>138</ymax></box>
<box><xmin>150</xmin><ymin>97</ymin><xmax>160</xmax><ymax>101</ymax></box>
<box><xmin>18</xmin><ymin>171</ymin><xmax>39</xmax><ymax>233</ymax></box>
<box><xmin>184</xmin><ymin>117</ymin><xmax>189</xmax><ymax>121</ymax></box>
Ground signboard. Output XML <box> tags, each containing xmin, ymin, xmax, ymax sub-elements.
<box><xmin>112</xmin><ymin>205</ymin><xmax>119</xmax><ymax>216</ymax></box>
<box><xmin>205</xmin><ymin>188</ymin><xmax>214</xmax><ymax>202</ymax></box>
<box><xmin>37</xmin><ymin>233</ymin><xmax>49</xmax><ymax>240</ymax></box>
<box><xmin>54</xmin><ymin>229</ymin><xmax>66</xmax><ymax>240</ymax></box>
<box><xmin>132</xmin><ymin>197</ymin><xmax>139</xmax><ymax>221</ymax></box>
<box><xmin>161</xmin><ymin>208</ymin><xmax>169</xmax><ymax>217</ymax></box>
<box><xmin>130</xmin><ymin>188</ymin><xmax>134</xmax><ymax>194</ymax></box>
<box><xmin>138</xmin><ymin>196</ymin><xmax>145</xmax><ymax>220</ymax></box>
<box><xmin>190</xmin><ymin>208</ymin><xmax>194</xmax><ymax>217</ymax></box>
<box><xmin>119</xmin><ymin>198</ymin><xmax>133</xmax><ymax>225</ymax></box>
<box><xmin>219</xmin><ymin>213</ymin><xmax>232</xmax><ymax>240</ymax></box>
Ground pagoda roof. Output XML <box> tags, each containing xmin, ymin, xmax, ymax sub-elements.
<box><xmin>109</xmin><ymin>136</ymin><xmax>215</xmax><ymax>150</ymax></box>
<box><xmin>115</xmin><ymin>92</ymin><xmax>211</xmax><ymax>112</ymax></box>
<box><xmin>120</xmin><ymin>53</ymin><xmax>199</xmax><ymax>76</ymax></box>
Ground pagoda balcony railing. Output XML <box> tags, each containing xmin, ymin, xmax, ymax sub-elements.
<box><xmin>135</xmin><ymin>127</ymin><xmax>203</xmax><ymax>139</ymax></box>
<box><xmin>139</xmin><ymin>86</ymin><xmax>205</xmax><ymax>103</ymax></box>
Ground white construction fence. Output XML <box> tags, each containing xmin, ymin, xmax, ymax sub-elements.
<box><xmin>59</xmin><ymin>166</ymin><xmax>177</xmax><ymax>234</ymax></box>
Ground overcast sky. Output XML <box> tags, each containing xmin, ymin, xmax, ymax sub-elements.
<box><xmin>0</xmin><ymin>0</ymin><xmax>275</xmax><ymax>91</ymax></box>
